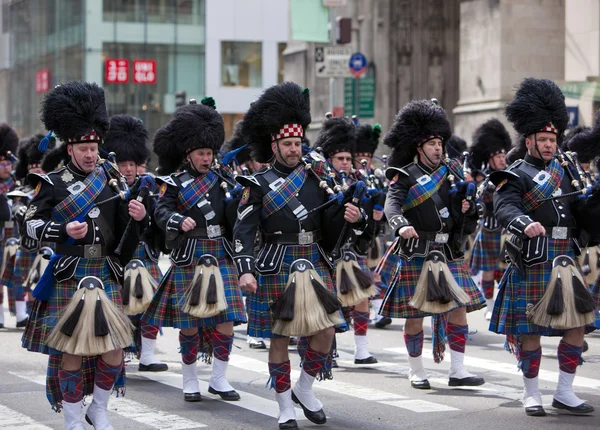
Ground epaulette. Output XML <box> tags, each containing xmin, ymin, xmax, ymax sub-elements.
<box><xmin>156</xmin><ymin>175</ymin><xmax>177</xmax><ymax>187</ymax></box>
<box><xmin>384</xmin><ymin>166</ymin><xmax>409</xmax><ymax>181</ymax></box>
<box><xmin>27</xmin><ymin>172</ymin><xmax>54</xmax><ymax>187</ymax></box>
<box><xmin>488</xmin><ymin>169</ymin><xmax>520</xmax><ymax>186</ymax></box>
<box><xmin>235</xmin><ymin>168</ymin><xmax>267</xmax><ymax>187</ymax></box>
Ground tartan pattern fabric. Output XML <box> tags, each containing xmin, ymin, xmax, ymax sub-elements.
<box><xmin>141</xmin><ymin>238</ymin><xmax>245</xmax><ymax>329</ymax></box>
<box><xmin>375</xmin><ymin>245</ymin><xmax>401</xmax><ymax>288</ymax></box>
<box><xmin>380</xmin><ymin>245</ymin><xmax>485</xmax><ymax>319</ymax></box>
<box><xmin>521</xmin><ymin>157</ymin><xmax>563</xmax><ymax>213</ymax></box>
<box><xmin>557</xmin><ymin>340</ymin><xmax>582</xmax><ymax>374</ymax></box>
<box><xmin>247</xmin><ymin>243</ymin><xmax>334</xmax><ymax>339</ymax></box>
<box><xmin>176</xmin><ymin>171</ymin><xmax>218</xmax><ymax>213</ymax></box>
<box><xmin>0</xmin><ymin>177</ymin><xmax>14</xmax><ymax>194</ymax></box>
<box><xmin>212</xmin><ymin>331</ymin><xmax>233</xmax><ymax>361</ymax></box>
<box><xmin>179</xmin><ymin>332</ymin><xmax>200</xmax><ymax>365</ymax></box>
<box><xmin>481</xmin><ymin>279</ymin><xmax>495</xmax><ymax>300</ymax></box>
<box><xmin>402</xmin><ymin>163</ymin><xmax>450</xmax><ymax>211</ymax></box>
<box><xmin>302</xmin><ymin>346</ymin><xmax>328</xmax><ymax>378</ymax></box>
<box><xmin>51</xmin><ymin>167</ymin><xmax>107</xmax><ymax>224</ymax></box>
<box><xmin>21</xmin><ymin>257</ymin><xmax>122</xmax><ymax>354</ymax></box>
<box><xmin>489</xmin><ymin>238</ymin><xmax>600</xmax><ymax>338</ymax></box>
<box><xmin>447</xmin><ymin>323</ymin><xmax>468</xmax><ymax>353</ymax></box>
<box><xmin>95</xmin><ymin>358</ymin><xmax>123</xmax><ymax>391</ymax></box>
<box><xmin>404</xmin><ymin>331</ymin><xmax>424</xmax><ymax>357</ymax></box>
<box><xmin>140</xmin><ymin>320</ymin><xmax>159</xmax><ymax>340</ymax></box>
<box><xmin>268</xmin><ymin>361</ymin><xmax>291</xmax><ymax>393</ymax></box>
<box><xmin>131</xmin><ymin>242</ymin><xmax>162</xmax><ymax>282</ymax></box>
<box><xmin>470</xmin><ymin>227</ymin><xmax>503</xmax><ymax>273</ymax></box>
<box><xmin>518</xmin><ymin>347</ymin><xmax>541</xmax><ymax>378</ymax></box>
<box><xmin>58</xmin><ymin>368</ymin><xmax>83</xmax><ymax>403</ymax></box>
<box><xmin>261</xmin><ymin>165</ymin><xmax>306</xmax><ymax>219</ymax></box>
<box><xmin>352</xmin><ymin>310</ymin><xmax>369</xmax><ymax>336</ymax></box>
<box><xmin>0</xmin><ymin>223</ymin><xmax>17</xmax><ymax>290</ymax></box>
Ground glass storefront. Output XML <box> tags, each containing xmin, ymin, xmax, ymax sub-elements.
<box><xmin>221</xmin><ymin>41</ymin><xmax>262</xmax><ymax>88</ymax></box>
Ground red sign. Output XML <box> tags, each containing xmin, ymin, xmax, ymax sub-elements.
<box><xmin>133</xmin><ymin>60</ymin><xmax>156</xmax><ymax>84</ymax></box>
<box><xmin>332</xmin><ymin>106</ymin><xmax>344</xmax><ymax>117</ymax></box>
<box><xmin>105</xmin><ymin>58</ymin><xmax>129</xmax><ymax>83</ymax></box>
<box><xmin>36</xmin><ymin>69</ymin><xmax>50</xmax><ymax>93</ymax></box>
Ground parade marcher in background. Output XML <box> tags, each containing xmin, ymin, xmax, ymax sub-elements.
<box><xmin>103</xmin><ymin>114</ymin><xmax>168</xmax><ymax>372</ymax></box>
<box><xmin>381</xmin><ymin>99</ymin><xmax>486</xmax><ymax>391</ymax></box>
<box><xmin>21</xmin><ymin>81</ymin><xmax>143</xmax><ymax>429</ymax></box>
<box><xmin>490</xmin><ymin>77</ymin><xmax>600</xmax><ymax>416</ymax></box>
<box><xmin>234</xmin><ymin>82</ymin><xmax>363</xmax><ymax>429</ymax></box>
<box><xmin>317</xmin><ymin>115</ymin><xmax>378</xmax><ymax>364</ymax></box>
<box><xmin>141</xmin><ymin>98</ymin><xmax>246</xmax><ymax>403</ymax></box>
<box><xmin>0</xmin><ymin>123</ymin><xmax>18</xmax><ymax>329</ymax></box>
<box><xmin>469</xmin><ymin>119</ymin><xmax>512</xmax><ymax>320</ymax></box>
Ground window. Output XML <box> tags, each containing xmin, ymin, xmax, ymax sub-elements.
<box><xmin>103</xmin><ymin>0</ymin><xmax>205</xmax><ymax>25</ymax></box>
<box><xmin>221</xmin><ymin>41</ymin><xmax>262</xmax><ymax>88</ymax></box>
<box><xmin>278</xmin><ymin>42</ymin><xmax>287</xmax><ymax>84</ymax></box>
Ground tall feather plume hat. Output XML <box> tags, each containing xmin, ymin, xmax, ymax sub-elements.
<box><xmin>469</xmin><ymin>118</ymin><xmax>513</xmax><ymax>170</ymax></box>
<box><xmin>355</xmin><ymin>122</ymin><xmax>382</xmax><ymax>157</ymax></box>
<box><xmin>153</xmin><ymin>97</ymin><xmax>225</xmax><ymax>175</ymax></box>
<box><xmin>103</xmin><ymin>114</ymin><xmax>150</xmax><ymax>165</ymax></box>
<box><xmin>567</xmin><ymin>110</ymin><xmax>600</xmax><ymax>164</ymax></box>
<box><xmin>0</xmin><ymin>123</ymin><xmax>19</xmax><ymax>162</ymax></box>
<box><xmin>39</xmin><ymin>81</ymin><xmax>110</xmax><ymax>171</ymax></box>
<box><xmin>504</xmin><ymin>77</ymin><xmax>569</xmax><ymax>144</ymax></box>
<box><xmin>383</xmin><ymin>99</ymin><xmax>452</xmax><ymax>168</ymax></box>
<box><xmin>314</xmin><ymin>115</ymin><xmax>357</xmax><ymax>159</ymax></box>
<box><xmin>241</xmin><ymin>82</ymin><xmax>311</xmax><ymax>164</ymax></box>
<box><xmin>221</xmin><ymin>120</ymin><xmax>252</xmax><ymax>166</ymax></box>
<box><xmin>446</xmin><ymin>135</ymin><xmax>467</xmax><ymax>161</ymax></box>
<box><xmin>15</xmin><ymin>134</ymin><xmax>57</xmax><ymax>180</ymax></box>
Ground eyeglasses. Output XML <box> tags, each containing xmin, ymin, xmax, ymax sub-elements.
<box><xmin>333</xmin><ymin>156</ymin><xmax>352</xmax><ymax>162</ymax></box>
<box><xmin>0</xmin><ymin>161</ymin><xmax>12</xmax><ymax>168</ymax></box>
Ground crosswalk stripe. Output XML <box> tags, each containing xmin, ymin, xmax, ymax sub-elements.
<box><xmin>131</xmin><ymin>369</ymin><xmax>307</xmax><ymax>421</ymax></box>
<box><xmin>9</xmin><ymin>371</ymin><xmax>207</xmax><ymax>429</ymax></box>
<box><xmin>227</xmin><ymin>355</ymin><xmax>460</xmax><ymax>412</ymax></box>
<box><xmin>385</xmin><ymin>347</ymin><xmax>600</xmax><ymax>391</ymax></box>
<box><xmin>0</xmin><ymin>404</ymin><xmax>53</xmax><ymax>429</ymax></box>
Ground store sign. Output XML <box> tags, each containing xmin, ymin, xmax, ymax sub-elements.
<box><xmin>134</xmin><ymin>60</ymin><xmax>156</xmax><ymax>84</ymax></box>
<box><xmin>105</xmin><ymin>58</ymin><xmax>129</xmax><ymax>83</ymax></box>
<box><xmin>35</xmin><ymin>69</ymin><xmax>50</xmax><ymax>93</ymax></box>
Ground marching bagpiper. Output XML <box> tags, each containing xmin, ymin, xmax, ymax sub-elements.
<box><xmin>469</xmin><ymin>119</ymin><xmax>512</xmax><ymax>320</ymax></box>
<box><xmin>490</xmin><ymin>77</ymin><xmax>600</xmax><ymax>416</ymax></box>
<box><xmin>381</xmin><ymin>99</ymin><xmax>486</xmax><ymax>390</ymax></box>
<box><xmin>21</xmin><ymin>81</ymin><xmax>142</xmax><ymax>429</ymax></box>
<box><xmin>233</xmin><ymin>82</ymin><xmax>363</xmax><ymax>429</ymax></box>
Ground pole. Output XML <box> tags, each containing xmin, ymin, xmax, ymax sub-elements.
<box><xmin>329</xmin><ymin>6</ymin><xmax>336</xmax><ymax>113</ymax></box>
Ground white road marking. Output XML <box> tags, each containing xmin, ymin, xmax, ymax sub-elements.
<box><xmin>0</xmin><ymin>403</ymin><xmax>53</xmax><ymax>429</ymax></box>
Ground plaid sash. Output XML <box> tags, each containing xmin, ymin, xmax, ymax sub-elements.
<box><xmin>261</xmin><ymin>165</ymin><xmax>306</xmax><ymax>219</ymax></box>
<box><xmin>176</xmin><ymin>171</ymin><xmax>218</xmax><ymax>213</ymax></box>
<box><xmin>0</xmin><ymin>177</ymin><xmax>14</xmax><ymax>195</ymax></box>
<box><xmin>521</xmin><ymin>157</ymin><xmax>563</xmax><ymax>213</ymax></box>
<box><xmin>51</xmin><ymin>167</ymin><xmax>107</xmax><ymax>224</ymax></box>
<box><xmin>402</xmin><ymin>160</ymin><xmax>461</xmax><ymax>211</ymax></box>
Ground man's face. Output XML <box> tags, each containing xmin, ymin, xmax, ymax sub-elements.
<box><xmin>354</xmin><ymin>154</ymin><xmax>372</xmax><ymax>170</ymax></box>
<box><xmin>417</xmin><ymin>138</ymin><xmax>443</xmax><ymax>168</ymax></box>
<box><xmin>117</xmin><ymin>160</ymin><xmax>137</xmax><ymax>186</ymax></box>
<box><xmin>247</xmin><ymin>160</ymin><xmax>267</xmax><ymax>173</ymax></box>
<box><xmin>489</xmin><ymin>153</ymin><xmax>507</xmax><ymax>171</ymax></box>
<box><xmin>137</xmin><ymin>163</ymin><xmax>147</xmax><ymax>175</ymax></box>
<box><xmin>330</xmin><ymin>151</ymin><xmax>353</xmax><ymax>174</ymax></box>
<box><xmin>67</xmin><ymin>143</ymin><xmax>98</xmax><ymax>174</ymax></box>
<box><xmin>526</xmin><ymin>132</ymin><xmax>557</xmax><ymax>162</ymax></box>
<box><xmin>0</xmin><ymin>158</ymin><xmax>12</xmax><ymax>180</ymax></box>
<box><xmin>272</xmin><ymin>137</ymin><xmax>302</xmax><ymax>167</ymax></box>
<box><xmin>187</xmin><ymin>148</ymin><xmax>213</xmax><ymax>174</ymax></box>
<box><xmin>28</xmin><ymin>163</ymin><xmax>43</xmax><ymax>175</ymax></box>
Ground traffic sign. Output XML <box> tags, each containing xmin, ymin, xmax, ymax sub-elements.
<box><xmin>315</xmin><ymin>46</ymin><xmax>353</xmax><ymax>78</ymax></box>
<box><xmin>344</xmin><ymin>77</ymin><xmax>376</xmax><ymax>118</ymax></box>
<box><xmin>349</xmin><ymin>52</ymin><xmax>367</xmax><ymax>78</ymax></box>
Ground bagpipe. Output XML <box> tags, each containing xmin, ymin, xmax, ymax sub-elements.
<box><xmin>537</xmin><ymin>149</ymin><xmax>594</xmax><ymax>203</ymax></box>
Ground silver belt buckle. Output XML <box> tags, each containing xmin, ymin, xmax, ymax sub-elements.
<box><xmin>5</xmin><ymin>221</ymin><xmax>14</xmax><ymax>228</ymax></box>
<box><xmin>298</xmin><ymin>231</ymin><xmax>314</xmax><ymax>245</ymax></box>
<box><xmin>84</xmin><ymin>244</ymin><xmax>102</xmax><ymax>258</ymax></box>
<box><xmin>207</xmin><ymin>225</ymin><xmax>222</xmax><ymax>239</ymax></box>
<box><xmin>552</xmin><ymin>227</ymin><xmax>568</xmax><ymax>240</ymax></box>
<box><xmin>434</xmin><ymin>233</ymin><xmax>449</xmax><ymax>243</ymax></box>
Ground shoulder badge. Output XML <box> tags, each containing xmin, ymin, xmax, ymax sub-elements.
<box><xmin>159</xmin><ymin>182</ymin><xmax>168</xmax><ymax>198</ymax></box>
<box><xmin>496</xmin><ymin>179</ymin><xmax>508</xmax><ymax>191</ymax></box>
<box><xmin>241</xmin><ymin>187</ymin><xmax>250</xmax><ymax>205</ymax></box>
<box><xmin>32</xmin><ymin>182</ymin><xmax>42</xmax><ymax>199</ymax></box>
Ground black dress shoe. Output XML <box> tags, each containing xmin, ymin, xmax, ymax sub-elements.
<box><xmin>449</xmin><ymin>376</ymin><xmax>485</xmax><ymax>387</ymax></box>
<box><xmin>354</xmin><ymin>356</ymin><xmax>378</xmax><ymax>365</ymax></box>
<box><xmin>291</xmin><ymin>391</ymin><xmax>327</xmax><ymax>425</ymax></box>
<box><xmin>375</xmin><ymin>317</ymin><xmax>392</xmax><ymax>329</ymax></box>
<box><xmin>184</xmin><ymin>392</ymin><xmax>202</xmax><ymax>402</ymax></box>
<box><xmin>0</xmin><ymin>323</ymin><xmax>4</xmax><ymax>329</ymax></box>
<box><xmin>208</xmin><ymin>386</ymin><xmax>241</xmax><ymax>401</ymax></box>
<box><xmin>552</xmin><ymin>399</ymin><xmax>595</xmax><ymax>414</ymax></box>
<box><xmin>16</xmin><ymin>318</ymin><xmax>28</xmax><ymax>328</ymax></box>
<box><xmin>279</xmin><ymin>419</ymin><xmax>299</xmax><ymax>429</ymax></box>
<box><xmin>525</xmin><ymin>405</ymin><xmax>547</xmax><ymax>416</ymax></box>
<box><xmin>331</xmin><ymin>359</ymin><xmax>339</xmax><ymax>368</ymax></box>
<box><xmin>249</xmin><ymin>340</ymin><xmax>267</xmax><ymax>349</ymax></box>
<box><xmin>410</xmin><ymin>379</ymin><xmax>431</xmax><ymax>390</ymax></box>
<box><xmin>583</xmin><ymin>340</ymin><xmax>589</xmax><ymax>353</ymax></box>
<box><xmin>139</xmin><ymin>362</ymin><xmax>168</xmax><ymax>372</ymax></box>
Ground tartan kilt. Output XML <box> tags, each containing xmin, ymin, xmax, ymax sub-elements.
<box><xmin>247</xmin><ymin>243</ymin><xmax>336</xmax><ymax>339</ymax></box>
<box><xmin>130</xmin><ymin>242</ymin><xmax>162</xmax><ymax>283</ymax></box>
<box><xmin>0</xmin><ymin>224</ymin><xmax>17</xmax><ymax>286</ymax></box>
<box><xmin>490</xmin><ymin>238</ymin><xmax>600</xmax><ymax>337</ymax></box>
<box><xmin>141</xmin><ymin>238</ymin><xmax>245</xmax><ymax>329</ymax></box>
<box><xmin>380</xmin><ymin>244</ymin><xmax>485</xmax><ymax>319</ymax></box>
<box><xmin>21</xmin><ymin>257</ymin><xmax>122</xmax><ymax>354</ymax></box>
<box><xmin>377</xmin><ymin>251</ymin><xmax>401</xmax><ymax>288</ymax></box>
<box><xmin>8</xmin><ymin>248</ymin><xmax>38</xmax><ymax>305</ymax></box>
<box><xmin>470</xmin><ymin>227</ymin><xmax>503</xmax><ymax>273</ymax></box>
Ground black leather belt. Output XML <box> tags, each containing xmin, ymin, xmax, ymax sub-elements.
<box><xmin>56</xmin><ymin>244</ymin><xmax>107</xmax><ymax>258</ymax></box>
<box><xmin>540</xmin><ymin>226</ymin><xmax>574</xmax><ymax>240</ymax></box>
<box><xmin>263</xmin><ymin>230</ymin><xmax>322</xmax><ymax>245</ymax></box>
<box><xmin>184</xmin><ymin>225</ymin><xmax>226</xmax><ymax>239</ymax></box>
<box><xmin>414</xmin><ymin>231</ymin><xmax>452</xmax><ymax>243</ymax></box>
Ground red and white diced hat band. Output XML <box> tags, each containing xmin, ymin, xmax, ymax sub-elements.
<box><xmin>271</xmin><ymin>123</ymin><xmax>304</xmax><ymax>142</ymax></box>
<box><xmin>539</xmin><ymin>123</ymin><xmax>558</xmax><ymax>134</ymax></box>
